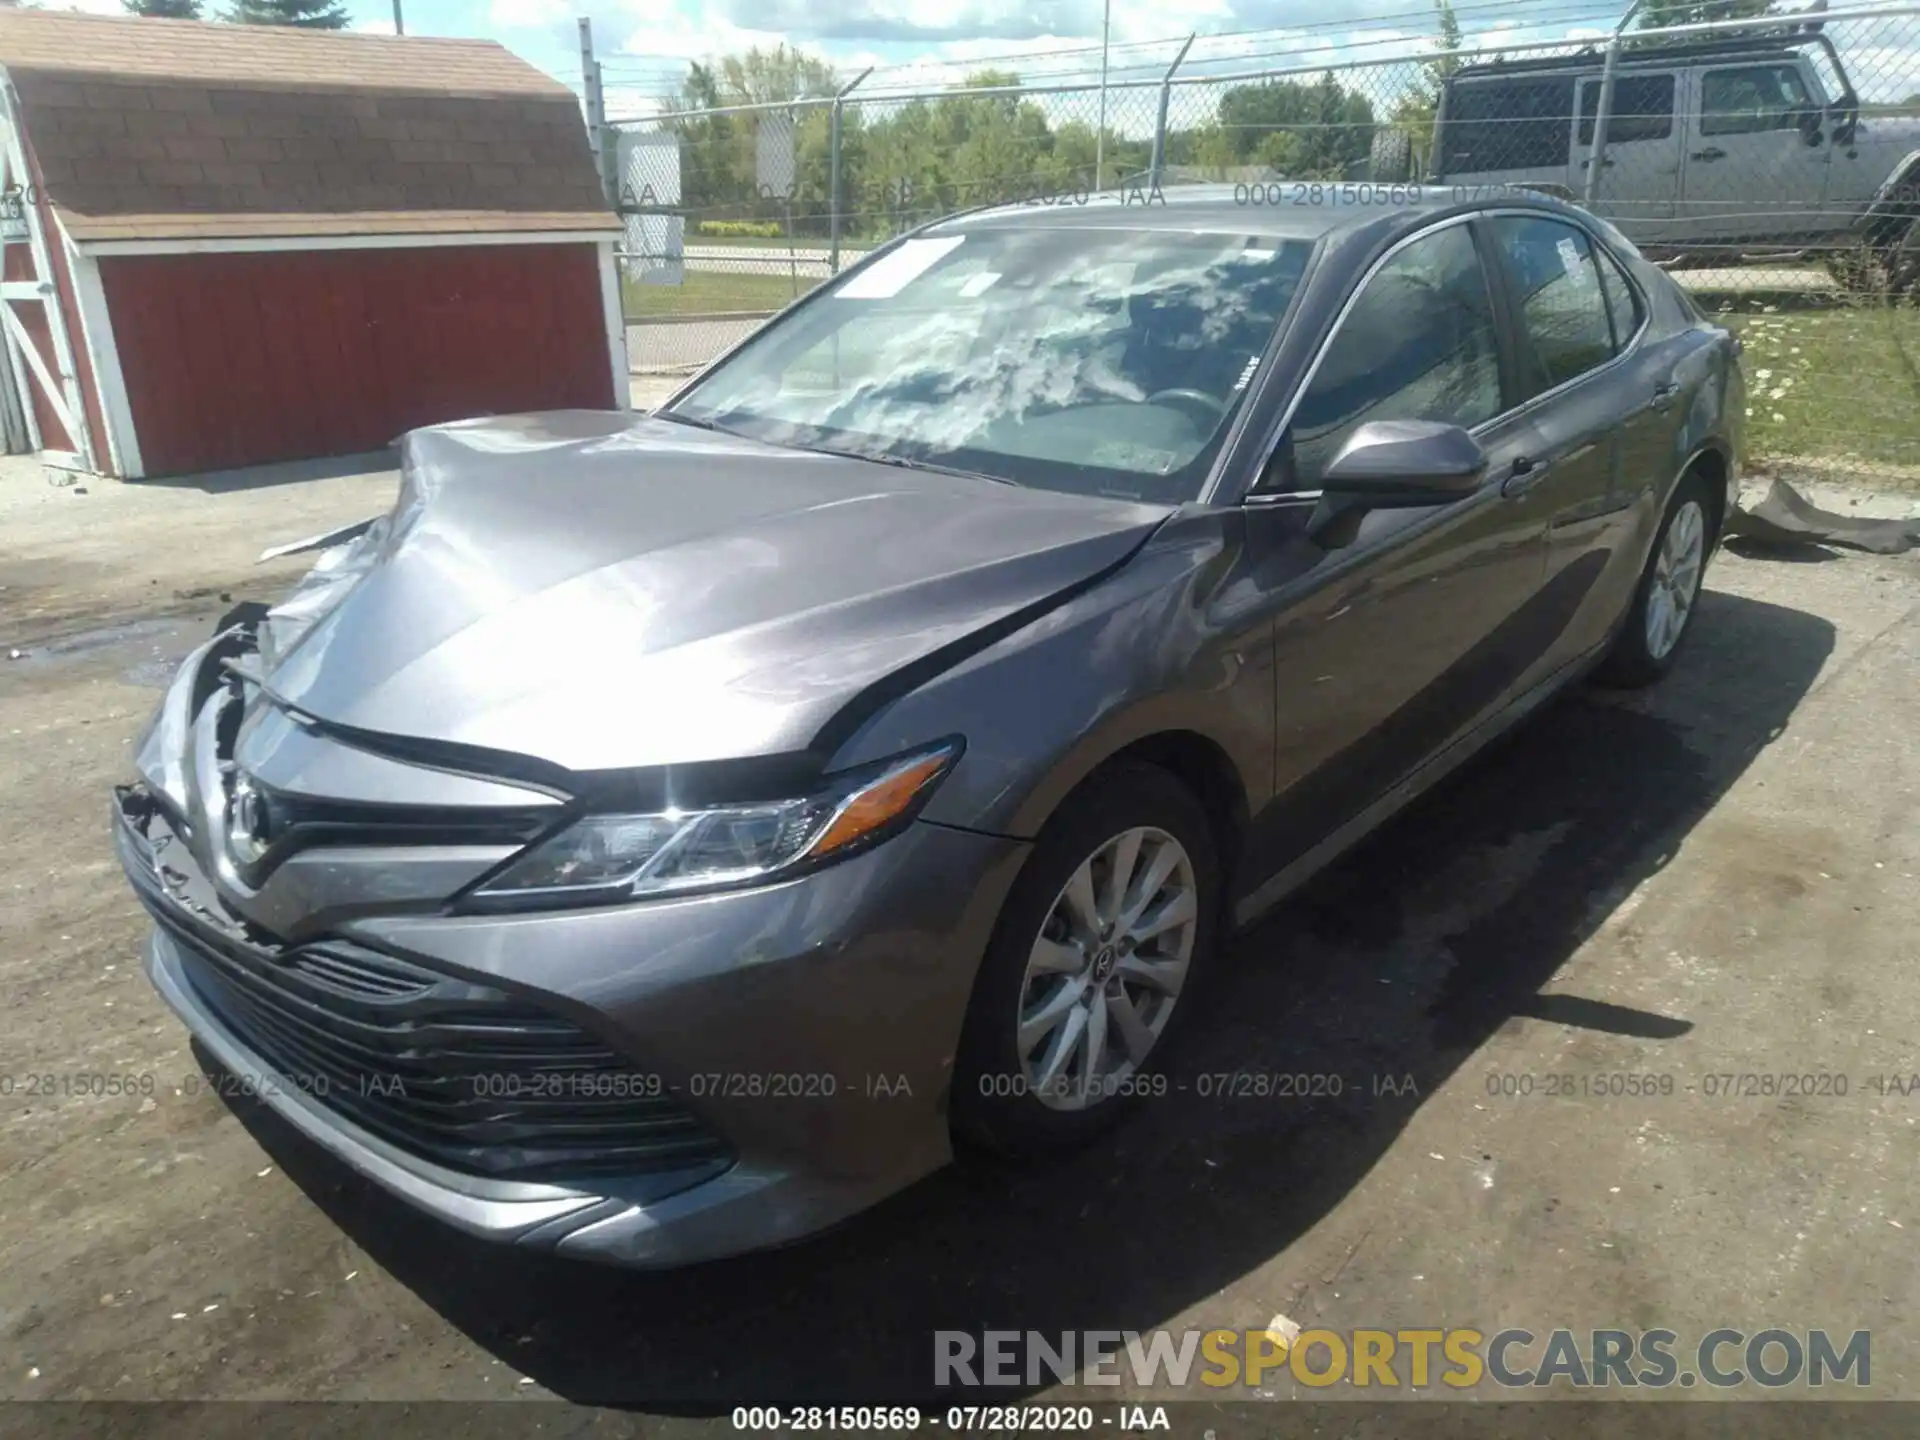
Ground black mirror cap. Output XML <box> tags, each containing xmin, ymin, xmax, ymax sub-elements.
<box><xmin>1319</xmin><ymin>419</ymin><xmax>1489</xmax><ymax>502</ymax></box>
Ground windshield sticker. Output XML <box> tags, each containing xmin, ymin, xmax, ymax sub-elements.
<box><xmin>959</xmin><ymin>271</ymin><xmax>1001</xmax><ymax>299</ymax></box>
<box><xmin>835</xmin><ymin>236</ymin><xmax>967</xmax><ymax>299</ymax></box>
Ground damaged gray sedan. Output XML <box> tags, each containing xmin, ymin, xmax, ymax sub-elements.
<box><xmin>115</xmin><ymin>188</ymin><xmax>1741</xmax><ymax>1266</ymax></box>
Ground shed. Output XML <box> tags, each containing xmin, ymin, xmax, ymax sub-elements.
<box><xmin>0</xmin><ymin>8</ymin><xmax>625</xmax><ymax>479</ymax></box>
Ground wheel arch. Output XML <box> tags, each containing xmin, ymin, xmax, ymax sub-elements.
<box><xmin>1677</xmin><ymin>438</ymin><xmax>1734</xmax><ymax>549</ymax></box>
<box><xmin>1014</xmin><ymin>728</ymin><xmax>1253</xmax><ymax>926</ymax></box>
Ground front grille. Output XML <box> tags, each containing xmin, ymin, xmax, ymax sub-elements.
<box><xmin>155</xmin><ymin>911</ymin><xmax>732</xmax><ymax>1183</ymax></box>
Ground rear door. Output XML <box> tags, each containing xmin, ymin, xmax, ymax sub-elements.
<box><xmin>1482</xmin><ymin>212</ymin><xmax>1648</xmax><ymax>675</ymax></box>
<box><xmin>1574</xmin><ymin>70</ymin><xmax>1683</xmax><ymax>242</ymax></box>
<box><xmin>1677</xmin><ymin>59</ymin><xmax>1831</xmax><ymax>243</ymax></box>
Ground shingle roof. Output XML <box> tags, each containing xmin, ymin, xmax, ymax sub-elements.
<box><xmin>0</xmin><ymin>8</ymin><xmax>618</xmax><ymax>242</ymax></box>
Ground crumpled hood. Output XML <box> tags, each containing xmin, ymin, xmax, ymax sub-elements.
<box><xmin>261</xmin><ymin>410</ymin><xmax>1170</xmax><ymax>774</ymax></box>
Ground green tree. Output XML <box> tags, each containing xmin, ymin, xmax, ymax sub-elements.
<box><xmin>712</xmin><ymin>45</ymin><xmax>840</xmax><ymax>106</ymax></box>
<box><xmin>124</xmin><ymin>0</ymin><xmax>204</xmax><ymax>17</ymax></box>
<box><xmin>225</xmin><ymin>0</ymin><xmax>350</xmax><ymax>27</ymax></box>
<box><xmin>1392</xmin><ymin>0</ymin><xmax>1463</xmax><ymax>167</ymax></box>
<box><xmin>1637</xmin><ymin>0</ymin><xmax>1773</xmax><ymax>28</ymax></box>
<box><xmin>1217</xmin><ymin>71</ymin><xmax>1375</xmax><ymax>177</ymax></box>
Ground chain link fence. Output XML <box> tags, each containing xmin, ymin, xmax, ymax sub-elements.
<box><xmin>612</xmin><ymin>5</ymin><xmax>1920</xmax><ymax>477</ymax></box>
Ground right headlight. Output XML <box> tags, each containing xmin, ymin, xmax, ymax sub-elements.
<box><xmin>466</xmin><ymin>740</ymin><xmax>962</xmax><ymax>910</ymax></box>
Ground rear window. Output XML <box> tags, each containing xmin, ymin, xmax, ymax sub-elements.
<box><xmin>1441</xmin><ymin>76</ymin><xmax>1576</xmax><ymax>173</ymax></box>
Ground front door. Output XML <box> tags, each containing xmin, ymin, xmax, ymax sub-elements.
<box><xmin>1232</xmin><ymin>218</ymin><xmax>1554</xmax><ymax>894</ymax></box>
<box><xmin>1575</xmin><ymin>70</ymin><xmax>1683</xmax><ymax>242</ymax></box>
<box><xmin>1677</xmin><ymin>61</ymin><xmax>1832</xmax><ymax>244</ymax></box>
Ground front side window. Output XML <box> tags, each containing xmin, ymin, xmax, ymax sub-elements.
<box><xmin>667</xmin><ymin>227</ymin><xmax>1314</xmax><ymax>503</ymax></box>
<box><xmin>1490</xmin><ymin>215</ymin><xmax>1614</xmax><ymax>397</ymax></box>
<box><xmin>1700</xmin><ymin>65</ymin><xmax>1813</xmax><ymax>136</ymax></box>
<box><xmin>1287</xmin><ymin>224</ymin><xmax>1503</xmax><ymax>488</ymax></box>
<box><xmin>1578</xmin><ymin>73</ymin><xmax>1677</xmax><ymax>144</ymax></box>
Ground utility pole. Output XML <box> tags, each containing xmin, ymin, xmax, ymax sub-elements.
<box><xmin>1093</xmin><ymin>0</ymin><xmax>1110</xmax><ymax>191</ymax></box>
<box><xmin>391</xmin><ymin>0</ymin><xmax>404</xmax><ymax>34</ymax></box>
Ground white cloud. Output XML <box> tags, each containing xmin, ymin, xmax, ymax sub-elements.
<box><xmin>491</xmin><ymin>0</ymin><xmax>574</xmax><ymax>27</ymax></box>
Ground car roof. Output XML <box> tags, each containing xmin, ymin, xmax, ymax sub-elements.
<box><xmin>1451</xmin><ymin>31</ymin><xmax>1817</xmax><ymax>81</ymax></box>
<box><xmin>925</xmin><ymin>183</ymin><xmax>1551</xmax><ymax>244</ymax></box>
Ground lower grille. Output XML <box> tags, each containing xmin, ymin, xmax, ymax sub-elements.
<box><xmin>157</xmin><ymin>914</ymin><xmax>731</xmax><ymax>1183</ymax></box>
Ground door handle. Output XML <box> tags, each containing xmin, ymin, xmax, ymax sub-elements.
<box><xmin>1501</xmin><ymin>455</ymin><xmax>1551</xmax><ymax>497</ymax></box>
<box><xmin>1580</xmin><ymin>156</ymin><xmax>1615</xmax><ymax>168</ymax></box>
<box><xmin>1690</xmin><ymin>146</ymin><xmax>1726</xmax><ymax>162</ymax></box>
<box><xmin>1651</xmin><ymin>380</ymin><xmax>1681</xmax><ymax>411</ymax></box>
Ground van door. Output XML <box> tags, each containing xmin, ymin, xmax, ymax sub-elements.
<box><xmin>1677</xmin><ymin>59</ymin><xmax>1832</xmax><ymax>245</ymax></box>
<box><xmin>1574</xmin><ymin>70</ymin><xmax>1682</xmax><ymax>242</ymax></box>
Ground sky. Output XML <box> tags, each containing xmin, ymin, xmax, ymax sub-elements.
<box><xmin>29</xmin><ymin>0</ymin><xmax>1920</xmax><ymax>113</ymax></box>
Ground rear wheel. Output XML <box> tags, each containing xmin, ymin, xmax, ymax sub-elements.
<box><xmin>1596</xmin><ymin>472</ymin><xmax>1712</xmax><ymax>688</ymax></box>
<box><xmin>951</xmin><ymin>764</ymin><xmax>1220</xmax><ymax>1156</ymax></box>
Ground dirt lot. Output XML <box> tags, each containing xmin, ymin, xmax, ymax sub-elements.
<box><xmin>1</xmin><ymin>424</ymin><xmax>1917</xmax><ymax>1432</ymax></box>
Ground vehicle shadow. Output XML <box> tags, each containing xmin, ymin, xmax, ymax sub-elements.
<box><xmin>141</xmin><ymin>449</ymin><xmax>398</xmax><ymax>495</ymax></box>
<box><xmin>215</xmin><ymin>586</ymin><xmax>1834</xmax><ymax>1412</ymax></box>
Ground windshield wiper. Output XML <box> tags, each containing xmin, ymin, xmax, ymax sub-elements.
<box><xmin>788</xmin><ymin>441</ymin><xmax>1017</xmax><ymax>487</ymax></box>
<box><xmin>654</xmin><ymin>410</ymin><xmax>728</xmax><ymax>433</ymax></box>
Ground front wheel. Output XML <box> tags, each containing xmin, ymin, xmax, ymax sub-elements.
<box><xmin>1596</xmin><ymin>473</ymin><xmax>1712</xmax><ymax>688</ymax></box>
<box><xmin>951</xmin><ymin>763</ymin><xmax>1220</xmax><ymax>1155</ymax></box>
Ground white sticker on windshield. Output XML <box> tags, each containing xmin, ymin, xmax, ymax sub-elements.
<box><xmin>959</xmin><ymin>271</ymin><xmax>1001</xmax><ymax>298</ymax></box>
<box><xmin>1557</xmin><ymin>235</ymin><xmax>1590</xmax><ymax>282</ymax></box>
<box><xmin>834</xmin><ymin>236</ymin><xmax>967</xmax><ymax>299</ymax></box>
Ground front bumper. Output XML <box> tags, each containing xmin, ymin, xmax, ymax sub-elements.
<box><xmin>116</xmin><ymin>698</ymin><xmax>1027</xmax><ymax>1268</ymax></box>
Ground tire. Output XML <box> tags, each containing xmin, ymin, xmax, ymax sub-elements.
<box><xmin>1825</xmin><ymin>219</ymin><xmax>1920</xmax><ymax>297</ymax></box>
<box><xmin>1595</xmin><ymin>471</ymin><xmax>1714</xmax><ymax>689</ymax></box>
<box><xmin>1370</xmin><ymin>127</ymin><xmax>1414</xmax><ymax>183</ymax></box>
<box><xmin>951</xmin><ymin>763</ymin><xmax>1221</xmax><ymax>1156</ymax></box>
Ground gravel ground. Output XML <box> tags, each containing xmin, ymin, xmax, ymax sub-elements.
<box><xmin>1</xmin><ymin>437</ymin><xmax>1916</xmax><ymax>1432</ymax></box>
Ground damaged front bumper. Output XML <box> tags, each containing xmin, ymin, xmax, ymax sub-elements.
<box><xmin>114</xmin><ymin>630</ymin><xmax>1028</xmax><ymax>1267</ymax></box>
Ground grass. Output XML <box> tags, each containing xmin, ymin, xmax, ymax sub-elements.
<box><xmin>622</xmin><ymin>268</ymin><xmax>821</xmax><ymax>318</ymax></box>
<box><xmin>1703</xmin><ymin>291</ymin><xmax>1920</xmax><ymax>479</ymax></box>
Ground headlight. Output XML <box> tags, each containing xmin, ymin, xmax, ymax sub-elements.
<box><xmin>467</xmin><ymin>741</ymin><xmax>961</xmax><ymax>909</ymax></box>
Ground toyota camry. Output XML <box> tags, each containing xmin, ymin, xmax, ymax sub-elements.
<box><xmin>114</xmin><ymin>186</ymin><xmax>1742</xmax><ymax>1267</ymax></box>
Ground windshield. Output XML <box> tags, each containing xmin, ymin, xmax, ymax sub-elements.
<box><xmin>665</xmin><ymin>226</ymin><xmax>1315</xmax><ymax>503</ymax></box>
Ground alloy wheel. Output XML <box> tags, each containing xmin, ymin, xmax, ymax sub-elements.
<box><xmin>1014</xmin><ymin>825</ymin><xmax>1198</xmax><ymax>1111</ymax></box>
<box><xmin>1645</xmin><ymin>498</ymin><xmax>1706</xmax><ymax>661</ymax></box>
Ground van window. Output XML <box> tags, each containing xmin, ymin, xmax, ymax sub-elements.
<box><xmin>1441</xmin><ymin>77</ymin><xmax>1576</xmax><ymax>173</ymax></box>
<box><xmin>1700</xmin><ymin>65</ymin><xmax>1813</xmax><ymax>136</ymax></box>
<box><xmin>1577</xmin><ymin>73</ymin><xmax>1676</xmax><ymax>143</ymax></box>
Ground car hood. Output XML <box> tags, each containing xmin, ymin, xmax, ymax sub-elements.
<box><xmin>259</xmin><ymin>411</ymin><xmax>1171</xmax><ymax>775</ymax></box>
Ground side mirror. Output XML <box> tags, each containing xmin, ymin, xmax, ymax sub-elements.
<box><xmin>1319</xmin><ymin>419</ymin><xmax>1488</xmax><ymax>505</ymax></box>
<box><xmin>1794</xmin><ymin>107</ymin><xmax>1824</xmax><ymax>144</ymax></box>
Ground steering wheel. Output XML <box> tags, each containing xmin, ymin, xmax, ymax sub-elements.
<box><xmin>1145</xmin><ymin>388</ymin><xmax>1228</xmax><ymax>424</ymax></box>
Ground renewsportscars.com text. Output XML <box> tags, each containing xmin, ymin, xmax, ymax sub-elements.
<box><xmin>935</xmin><ymin>1327</ymin><xmax>1871</xmax><ymax>1390</ymax></box>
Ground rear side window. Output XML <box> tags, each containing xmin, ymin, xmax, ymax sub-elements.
<box><xmin>1593</xmin><ymin>243</ymin><xmax>1646</xmax><ymax>350</ymax></box>
<box><xmin>1578</xmin><ymin>73</ymin><xmax>1676</xmax><ymax>143</ymax></box>
<box><xmin>1700</xmin><ymin>65</ymin><xmax>1813</xmax><ymax>136</ymax></box>
<box><xmin>1289</xmin><ymin>224</ymin><xmax>1504</xmax><ymax>487</ymax></box>
<box><xmin>1442</xmin><ymin>77</ymin><xmax>1576</xmax><ymax>173</ymax></box>
<box><xmin>1489</xmin><ymin>215</ymin><xmax>1615</xmax><ymax>396</ymax></box>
